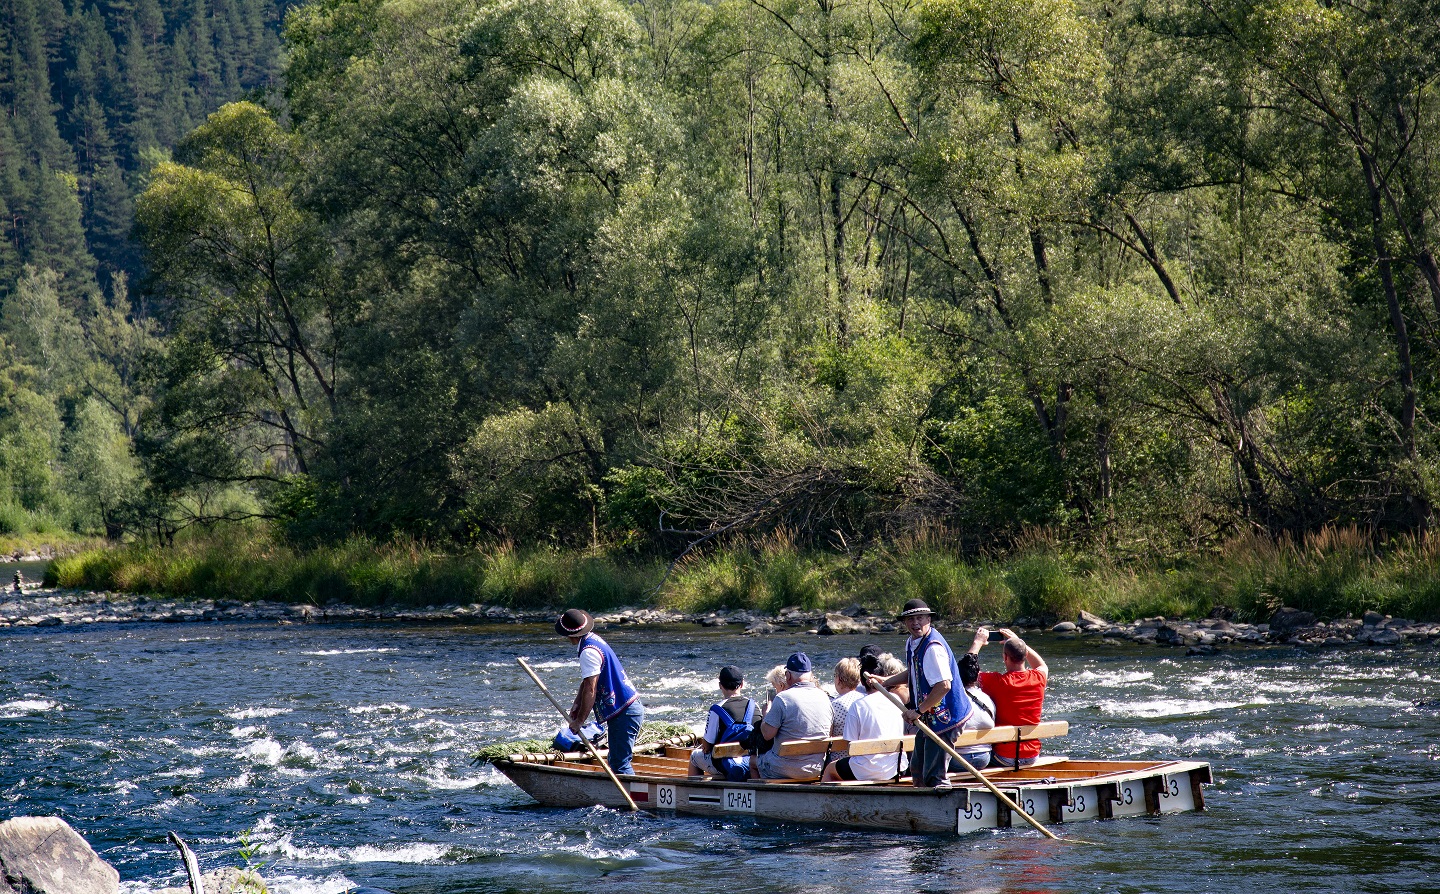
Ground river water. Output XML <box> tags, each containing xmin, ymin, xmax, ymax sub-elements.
<box><xmin>0</xmin><ymin>621</ymin><xmax>1436</xmax><ymax>894</ymax></box>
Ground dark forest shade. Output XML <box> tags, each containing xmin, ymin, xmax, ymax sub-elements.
<box><xmin>0</xmin><ymin>0</ymin><xmax>290</xmax><ymax>296</ymax></box>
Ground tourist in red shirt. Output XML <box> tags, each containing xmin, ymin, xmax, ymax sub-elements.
<box><xmin>968</xmin><ymin>627</ymin><xmax>1048</xmax><ymax>768</ymax></box>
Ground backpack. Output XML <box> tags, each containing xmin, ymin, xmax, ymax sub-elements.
<box><xmin>552</xmin><ymin>722</ymin><xmax>606</xmax><ymax>753</ymax></box>
<box><xmin>709</xmin><ymin>696</ymin><xmax>756</xmax><ymax>781</ymax></box>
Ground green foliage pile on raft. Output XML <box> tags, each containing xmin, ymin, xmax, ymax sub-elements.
<box><xmin>471</xmin><ymin>721</ymin><xmax>696</xmax><ymax>765</ymax></box>
<box><xmin>50</xmin><ymin>524</ymin><xmax>1440</xmax><ymax>624</ymax></box>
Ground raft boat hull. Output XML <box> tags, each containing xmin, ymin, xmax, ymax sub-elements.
<box><xmin>492</xmin><ymin>747</ymin><xmax>1212</xmax><ymax>834</ymax></box>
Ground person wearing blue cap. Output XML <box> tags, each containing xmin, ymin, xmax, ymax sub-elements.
<box><xmin>752</xmin><ymin>652</ymin><xmax>832</xmax><ymax>779</ymax></box>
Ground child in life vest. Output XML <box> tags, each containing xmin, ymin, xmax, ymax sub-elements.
<box><xmin>688</xmin><ymin>665</ymin><xmax>756</xmax><ymax>781</ymax></box>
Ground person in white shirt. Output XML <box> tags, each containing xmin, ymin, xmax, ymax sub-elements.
<box><xmin>822</xmin><ymin>655</ymin><xmax>907</xmax><ymax>782</ymax></box>
<box><xmin>830</xmin><ymin>657</ymin><xmax>863</xmax><ymax>736</ymax></box>
<box><xmin>952</xmin><ymin>651</ymin><xmax>996</xmax><ymax>770</ymax></box>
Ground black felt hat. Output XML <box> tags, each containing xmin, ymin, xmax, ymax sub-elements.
<box><xmin>555</xmin><ymin>608</ymin><xmax>594</xmax><ymax>637</ymax></box>
<box><xmin>898</xmin><ymin>598</ymin><xmax>933</xmax><ymax>619</ymax></box>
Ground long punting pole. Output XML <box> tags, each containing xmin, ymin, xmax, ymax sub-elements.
<box><xmin>864</xmin><ymin>673</ymin><xmax>1061</xmax><ymax>841</ymax></box>
<box><xmin>517</xmin><ymin>657</ymin><xmax>639</xmax><ymax>811</ymax></box>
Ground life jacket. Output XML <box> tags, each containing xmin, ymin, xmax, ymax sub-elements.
<box><xmin>906</xmin><ymin>627</ymin><xmax>972</xmax><ymax>734</ymax></box>
<box><xmin>577</xmin><ymin>633</ymin><xmax>640</xmax><ymax>723</ymax></box>
<box><xmin>709</xmin><ymin>696</ymin><xmax>756</xmax><ymax>782</ymax></box>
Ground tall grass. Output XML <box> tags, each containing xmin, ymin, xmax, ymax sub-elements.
<box><xmin>44</xmin><ymin>525</ymin><xmax>1440</xmax><ymax>621</ymax></box>
<box><xmin>48</xmin><ymin>531</ymin><xmax>652</xmax><ymax>611</ymax></box>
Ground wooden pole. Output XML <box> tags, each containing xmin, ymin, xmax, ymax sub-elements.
<box><xmin>864</xmin><ymin>673</ymin><xmax>1060</xmax><ymax>840</ymax></box>
<box><xmin>518</xmin><ymin>657</ymin><xmax>639</xmax><ymax>811</ymax></box>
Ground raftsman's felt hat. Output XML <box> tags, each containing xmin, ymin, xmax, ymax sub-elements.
<box><xmin>555</xmin><ymin>608</ymin><xmax>594</xmax><ymax>637</ymax></box>
<box><xmin>898</xmin><ymin>598</ymin><xmax>933</xmax><ymax>619</ymax></box>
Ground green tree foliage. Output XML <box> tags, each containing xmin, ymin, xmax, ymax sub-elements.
<box><xmin>12</xmin><ymin>0</ymin><xmax>1440</xmax><ymax>557</ymax></box>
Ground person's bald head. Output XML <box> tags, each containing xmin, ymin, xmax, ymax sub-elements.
<box><xmin>1003</xmin><ymin>635</ymin><xmax>1027</xmax><ymax>666</ymax></box>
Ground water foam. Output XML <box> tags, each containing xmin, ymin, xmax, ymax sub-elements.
<box><xmin>301</xmin><ymin>648</ymin><xmax>399</xmax><ymax>657</ymax></box>
<box><xmin>1180</xmin><ymin>730</ymin><xmax>1243</xmax><ymax>750</ymax></box>
<box><xmin>266</xmin><ymin>833</ymin><xmax>448</xmax><ymax>865</ymax></box>
<box><xmin>650</xmin><ymin>675</ymin><xmax>717</xmax><ymax>693</ymax></box>
<box><xmin>121</xmin><ymin>873</ymin><xmax>358</xmax><ymax>894</ymax></box>
<box><xmin>347</xmin><ymin>703</ymin><xmax>413</xmax><ymax>715</ymax></box>
<box><xmin>242</xmin><ymin>738</ymin><xmax>285</xmax><ymax>765</ymax></box>
<box><xmin>227</xmin><ymin>706</ymin><xmax>292</xmax><ymax>720</ymax></box>
<box><xmin>1100</xmin><ymin>698</ymin><xmax>1257</xmax><ymax>718</ymax></box>
<box><xmin>1075</xmin><ymin>670</ymin><xmax>1155</xmax><ymax>686</ymax></box>
<box><xmin>0</xmin><ymin>699</ymin><xmax>58</xmax><ymax>717</ymax></box>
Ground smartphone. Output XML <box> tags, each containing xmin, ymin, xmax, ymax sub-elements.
<box><xmin>987</xmin><ymin>630</ymin><xmax>1007</xmax><ymax>643</ymax></box>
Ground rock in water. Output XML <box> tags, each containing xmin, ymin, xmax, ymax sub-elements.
<box><xmin>819</xmin><ymin>613</ymin><xmax>864</xmax><ymax>635</ymax></box>
<box><xmin>1268</xmin><ymin>607</ymin><xmax>1317</xmax><ymax>634</ymax></box>
<box><xmin>0</xmin><ymin>816</ymin><xmax>120</xmax><ymax>894</ymax></box>
<box><xmin>155</xmin><ymin>868</ymin><xmax>268</xmax><ymax>894</ymax></box>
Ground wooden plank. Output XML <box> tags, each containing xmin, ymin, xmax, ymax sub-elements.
<box><xmin>553</xmin><ymin>760</ymin><xmax>601</xmax><ymax>772</ymax></box>
<box><xmin>979</xmin><ymin>756</ymin><xmax>1070</xmax><ymax>775</ymax></box>
<box><xmin>845</xmin><ymin>736</ymin><xmax>916</xmax><ymax>756</ymax></box>
<box><xmin>951</xmin><ymin>721</ymin><xmax>1069</xmax><ymax>748</ymax></box>
<box><xmin>842</xmin><ymin>722</ymin><xmax>1066</xmax><ymax>759</ymax></box>
<box><xmin>775</xmin><ymin>737</ymin><xmax>846</xmax><ymax>757</ymax></box>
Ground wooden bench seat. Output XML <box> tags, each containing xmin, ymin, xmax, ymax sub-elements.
<box><xmin>709</xmin><ymin>721</ymin><xmax>1068</xmax><ymax>760</ymax></box>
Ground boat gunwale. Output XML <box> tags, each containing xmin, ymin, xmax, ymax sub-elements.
<box><xmin>492</xmin><ymin>755</ymin><xmax>1212</xmax><ymax>794</ymax></box>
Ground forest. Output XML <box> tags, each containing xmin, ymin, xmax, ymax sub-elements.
<box><xmin>5</xmin><ymin>0</ymin><xmax>1440</xmax><ymax>615</ymax></box>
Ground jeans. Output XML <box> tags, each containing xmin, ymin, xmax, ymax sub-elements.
<box><xmin>605</xmin><ymin>699</ymin><xmax>644</xmax><ymax>775</ymax></box>
<box><xmin>911</xmin><ymin>725</ymin><xmax>959</xmax><ymax>787</ymax></box>
<box><xmin>951</xmin><ymin>747</ymin><xmax>991</xmax><ymax>772</ymax></box>
<box><xmin>990</xmin><ymin>753</ymin><xmax>1037</xmax><ymax>769</ymax></box>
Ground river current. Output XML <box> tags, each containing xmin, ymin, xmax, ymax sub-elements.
<box><xmin>0</xmin><ymin>621</ymin><xmax>1436</xmax><ymax>894</ymax></box>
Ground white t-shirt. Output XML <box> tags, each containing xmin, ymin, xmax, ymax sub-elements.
<box><xmin>842</xmin><ymin>690</ymin><xmax>906</xmax><ymax>781</ymax></box>
<box><xmin>958</xmin><ymin>685</ymin><xmax>996</xmax><ymax>756</ymax></box>
<box><xmin>911</xmin><ymin>634</ymin><xmax>953</xmax><ymax>687</ymax></box>
<box><xmin>578</xmin><ymin>645</ymin><xmax>603</xmax><ymax>679</ymax></box>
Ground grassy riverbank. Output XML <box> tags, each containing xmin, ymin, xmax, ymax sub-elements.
<box><xmin>45</xmin><ymin>526</ymin><xmax>1440</xmax><ymax>623</ymax></box>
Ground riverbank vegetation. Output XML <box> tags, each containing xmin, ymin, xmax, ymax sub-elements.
<box><xmin>6</xmin><ymin>0</ymin><xmax>1440</xmax><ymax>621</ymax></box>
<box><xmin>49</xmin><ymin>525</ymin><xmax>1440</xmax><ymax>622</ymax></box>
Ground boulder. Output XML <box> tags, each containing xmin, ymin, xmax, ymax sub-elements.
<box><xmin>1051</xmin><ymin>621</ymin><xmax>1078</xmax><ymax>634</ymax></box>
<box><xmin>1076</xmin><ymin>610</ymin><xmax>1108</xmax><ymax>629</ymax></box>
<box><xmin>0</xmin><ymin>816</ymin><xmax>119</xmax><ymax>894</ymax></box>
<box><xmin>1268</xmin><ymin>607</ymin><xmax>1316</xmax><ymax>634</ymax></box>
<box><xmin>1362</xmin><ymin>610</ymin><xmax>1385</xmax><ymax>627</ymax></box>
<box><xmin>155</xmin><ymin>867</ymin><xmax>266</xmax><ymax>894</ymax></box>
<box><xmin>1369</xmin><ymin>628</ymin><xmax>1403</xmax><ymax>646</ymax></box>
<box><xmin>744</xmin><ymin>621</ymin><xmax>780</xmax><ymax>635</ymax></box>
<box><xmin>1156</xmin><ymin>624</ymin><xmax>1201</xmax><ymax>647</ymax></box>
<box><xmin>818</xmin><ymin>613</ymin><xmax>864</xmax><ymax>635</ymax></box>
